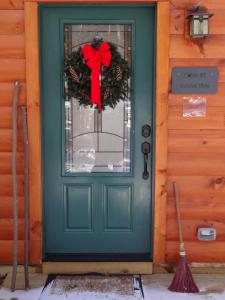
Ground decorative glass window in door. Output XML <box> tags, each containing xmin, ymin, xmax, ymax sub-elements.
<box><xmin>64</xmin><ymin>24</ymin><xmax>132</xmax><ymax>173</ymax></box>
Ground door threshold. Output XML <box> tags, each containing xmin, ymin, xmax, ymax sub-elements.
<box><xmin>42</xmin><ymin>262</ymin><xmax>153</xmax><ymax>275</ymax></box>
<box><xmin>45</xmin><ymin>253</ymin><xmax>151</xmax><ymax>262</ymax></box>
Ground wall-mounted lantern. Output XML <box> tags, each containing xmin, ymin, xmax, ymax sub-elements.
<box><xmin>187</xmin><ymin>6</ymin><xmax>213</xmax><ymax>39</ymax></box>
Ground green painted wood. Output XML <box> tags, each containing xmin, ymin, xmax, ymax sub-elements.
<box><xmin>40</xmin><ymin>5</ymin><xmax>155</xmax><ymax>258</ymax></box>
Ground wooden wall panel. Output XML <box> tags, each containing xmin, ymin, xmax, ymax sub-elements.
<box><xmin>167</xmin><ymin>0</ymin><xmax>225</xmax><ymax>263</ymax></box>
<box><xmin>167</xmin><ymin>176</ymin><xmax>225</xmax><ymax>197</ymax></box>
<box><xmin>169</xmin><ymin>83</ymin><xmax>225</xmax><ymax>107</ymax></box>
<box><xmin>168</xmin><ymin>106</ymin><xmax>225</xmax><ymax>130</ymax></box>
<box><xmin>0</xmin><ymin>174</ymin><xmax>24</xmax><ymax>196</ymax></box>
<box><xmin>168</xmin><ymin>153</ymin><xmax>225</xmax><ymax>176</ymax></box>
<box><xmin>0</xmin><ymin>82</ymin><xmax>26</xmax><ymax>106</ymax></box>
<box><xmin>167</xmin><ymin>220</ymin><xmax>225</xmax><ymax>241</ymax></box>
<box><xmin>0</xmin><ymin>1</ymin><xmax>24</xmax><ymax>10</ymax></box>
<box><xmin>170</xmin><ymin>0</ymin><xmax>225</xmax><ymax>10</ymax></box>
<box><xmin>0</xmin><ymin>10</ymin><xmax>24</xmax><ymax>35</ymax></box>
<box><xmin>0</xmin><ymin>241</ymin><xmax>24</xmax><ymax>264</ymax></box>
<box><xmin>0</xmin><ymin>106</ymin><xmax>22</xmax><ymax>129</ymax></box>
<box><xmin>0</xmin><ymin>197</ymin><xmax>24</xmax><ymax>218</ymax></box>
<box><xmin>0</xmin><ymin>129</ymin><xmax>23</xmax><ymax>152</ymax></box>
<box><xmin>166</xmin><ymin>241</ymin><xmax>225</xmax><ymax>262</ymax></box>
<box><xmin>0</xmin><ymin>218</ymin><xmax>24</xmax><ymax>240</ymax></box>
<box><xmin>170</xmin><ymin>35</ymin><xmax>225</xmax><ymax>59</ymax></box>
<box><xmin>0</xmin><ymin>59</ymin><xmax>26</xmax><ymax>82</ymax></box>
<box><xmin>0</xmin><ymin>35</ymin><xmax>25</xmax><ymax>59</ymax></box>
<box><xmin>0</xmin><ymin>152</ymin><xmax>24</xmax><ymax>174</ymax></box>
<box><xmin>167</xmin><ymin>198</ymin><xmax>225</xmax><ymax>221</ymax></box>
<box><xmin>168</xmin><ymin>130</ymin><xmax>225</xmax><ymax>153</ymax></box>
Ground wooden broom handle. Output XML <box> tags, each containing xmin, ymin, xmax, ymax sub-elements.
<box><xmin>173</xmin><ymin>182</ymin><xmax>186</xmax><ymax>255</ymax></box>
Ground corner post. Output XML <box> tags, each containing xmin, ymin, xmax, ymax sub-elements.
<box><xmin>24</xmin><ymin>1</ymin><xmax>42</xmax><ymax>265</ymax></box>
<box><xmin>153</xmin><ymin>1</ymin><xmax>170</xmax><ymax>264</ymax></box>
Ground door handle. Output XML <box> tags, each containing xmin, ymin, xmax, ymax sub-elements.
<box><xmin>142</xmin><ymin>142</ymin><xmax>150</xmax><ymax>180</ymax></box>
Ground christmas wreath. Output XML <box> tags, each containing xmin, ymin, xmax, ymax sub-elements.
<box><xmin>65</xmin><ymin>39</ymin><xmax>131</xmax><ymax>112</ymax></box>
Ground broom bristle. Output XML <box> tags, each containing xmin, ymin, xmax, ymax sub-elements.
<box><xmin>168</xmin><ymin>255</ymin><xmax>199</xmax><ymax>293</ymax></box>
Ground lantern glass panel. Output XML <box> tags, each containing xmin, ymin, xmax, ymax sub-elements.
<box><xmin>190</xmin><ymin>14</ymin><xmax>209</xmax><ymax>38</ymax></box>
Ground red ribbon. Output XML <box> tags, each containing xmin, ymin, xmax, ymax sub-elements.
<box><xmin>82</xmin><ymin>42</ymin><xmax>111</xmax><ymax>112</ymax></box>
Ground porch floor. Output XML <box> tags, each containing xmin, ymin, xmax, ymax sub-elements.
<box><xmin>0</xmin><ymin>273</ymin><xmax>225</xmax><ymax>299</ymax></box>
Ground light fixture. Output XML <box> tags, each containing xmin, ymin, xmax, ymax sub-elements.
<box><xmin>187</xmin><ymin>6</ymin><xmax>213</xmax><ymax>39</ymax></box>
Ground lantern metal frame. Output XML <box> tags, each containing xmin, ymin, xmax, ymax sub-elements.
<box><xmin>187</xmin><ymin>6</ymin><xmax>213</xmax><ymax>39</ymax></box>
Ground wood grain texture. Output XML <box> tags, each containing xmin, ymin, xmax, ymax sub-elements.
<box><xmin>0</xmin><ymin>152</ymin><xmax>24</xmax><ymax>174</ymax></box>
<box><xmin>0</xmin><ymin>106</ymin><xmax>22</xmax><ymax>129</ymax></box>
<box><xmin>167</xmin><ymin>198</ymin><xmax>225</xmax><ymax>220</ymax></box>
<box><xmin>0</xmin><ymin>35</ymin><xmax>25</xmax><ymax>59</ymax></box>
<box><xmin>169</xmin><ymin>83</ymin><xmax>225</xmax><ymax>107</ymax></box>
<box><xmin>0</xmin><ymin>241</ymin><xmax>24</xmax><ymax>264</ymax></box>
<box><xmin>166</xmin><ymin>241</ymin><xmax>225</xmax><ymax>263</ymax></box>
<box><xmin>0</xmin><ymin>82</ymin><xmax>26</xmax><ymax>106</ymax></box>
<box><xmin>0</xmin><ymin>218</ymin><xmax>24</xmax><ymax>240</ymax></box>
<box><xmin>168</xmin><ymin>153</ymin><xmax>225</xmax><ymax>176</ymax></box>
<box><xmin>0</xmin><ymin>196</ymin><xmax>24</xmax><ymax>218</ymax></box>
<box><xmin>167</xmin><ymin>176</ymin><xmax>225</xmax><ymax>197</ymax></box>
<box><xmin>168</xmin><ymin>130</ymin><xmax>225</xmax><ymax>154</ymax></box>
<box><xmin>0</xmin><ymin>174</ymin><xmax>24</xmax><ymax>196</ymax></box>
<box><xmin>0</xmin><ymin>10</ymin><xmax>24</xmax><ymax>35</ymax></box>
<box><xmin>24</xmin><ymin>1</ymin><xmax>42</xmax><ymax>265</ymax></box>
<box><xmin>0</xmin><ymin>59</ymin><xmax>26</xmax><ymax>82</ymax></box>
<box><xmin>153</xmin><ymin>1</ymin><xmax>169</xmax><ymax>264</ymax></box>
<box><xmin>167</xmin><ymin>219</ymin><xmax>225</xmax><ymax>241</ymax></box>
<box><xmin>168</xmin><ymin>106</ymin><xmax>225</xmax><ymax>130</ymax></box>
<box><xmin>0</xmin><ymin>129</ymin><xmax>23</xmax><ymax>152</ymax></box>
<box><xmin>43</xmin><ymin>262</ymin><xmax>153</xmax><ymax>275</ymax></box>
<box><xmin>0</xmin><ymin>0</ymin><xmax>24</xmax><ymax>9</ymax></box>
<box><xmin>170</xmin><ymin>35</ymin><xmax>225</xmax><ymax>59</ymax></box>
<box><xmin>170</xmin><ymin>0</ymin><xmax>225</xmax><ymax>10</ymax></box>
<box><xmin>0</xmin><ymin>240</ymin><xmax>41</xmax><ymax>265</ymax></box>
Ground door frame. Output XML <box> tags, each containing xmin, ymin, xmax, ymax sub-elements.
<box><xmin>24</xmin><ymin>0</ymin><xmax>169</xmax><ymax>266</ymax></box>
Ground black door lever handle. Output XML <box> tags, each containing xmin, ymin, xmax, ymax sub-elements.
<box><xmin>142</xmin><ymin>142</ymin><xmax>150</xmax><ymax>180</ymax></box>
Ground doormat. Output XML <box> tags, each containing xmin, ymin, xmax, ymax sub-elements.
<box><xmin>41</xmin><ymin>275</ymin><xmax>144</xmax><ymax>299</ymax></box>
<box><xmin>51</xmin><ymin>275</ymin><xmax>133</xmax><ymax>295</ymax></box>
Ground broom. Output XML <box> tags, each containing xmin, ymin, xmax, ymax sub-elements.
<box><xmin>168</xmin><ymin>182</ymin><xmax>199</xmax><ymax>293</ymax></box>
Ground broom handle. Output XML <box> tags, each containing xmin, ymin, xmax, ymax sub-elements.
<box><xmin>21</xmin><ymin>107</ymin><xmax>30</xmax><ymax>290</ymax></box>
<box><xmin>173</xmin><ymin>182</ymin><xmax>186</xmax><ymax>255</ymax></box>
<box><xmin>11</xmin><ymin>81</ymin><xmax>20</xmax><ymax>291</ymax></box>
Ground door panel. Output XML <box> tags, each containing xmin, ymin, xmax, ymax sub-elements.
<box><xmin>40</xmin><ymin>5</ymin><xmax>155</xmax><ymax>260</ymax></box>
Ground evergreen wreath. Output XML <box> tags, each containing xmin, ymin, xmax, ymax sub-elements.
<box><xmin>65</xmin><ymin>39</ymin><xmax>131</xmax><ymax>111</ymax></box>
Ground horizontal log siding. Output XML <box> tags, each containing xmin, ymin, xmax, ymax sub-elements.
<box><xmin>0</xmin><ymin>2</ymin><xmax>25</xmax><ymax>264</ymax></box>
<box><xmin>166</xmin><ymin>3</ymin><xmax>225</xmax><ymax>263</ymax></box>
<box><xmin>1</xmin><ymin>0</ymin><xmax>225</xmax><ymax>264</ymax></box>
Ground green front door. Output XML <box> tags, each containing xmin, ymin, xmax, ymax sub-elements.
<box><xmin>40</xmin><ymin>5</ymin><xmax>155</xmax><ymax>260</ymax></box>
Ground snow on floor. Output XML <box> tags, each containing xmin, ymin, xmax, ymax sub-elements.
<box><xmin>0</xmin><ymin>286</ymin><xmax>43</xmax><ymax>300</ymax></box>
<box><xmin>0</xmin><ymin>274</ymin><xmax>225</xmax><ymax>300</ymax></box>
<box><xmin>143</xmin><ymin>284</ymin><xmax>225</xmax><ymax>300</ymax></box>
<box><xmin>142</xmin><ymin>274</ymin><xmax>225</xmax><ymax>300</ymax></box>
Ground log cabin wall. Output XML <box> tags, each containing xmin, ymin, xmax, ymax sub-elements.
<box><xmin>167</xmin><ymin>0</ymin><xmax>225</xmax><ymax>263</ymax></box>
<box><xmin>0</xmin><ymin>0</ymin><xmax>25</xmax><ymax>264</ymax></box>
<box><xmin>0</xmin><ymin>0</ymin><xmax>225</xmax><ymax>265</ymax></box>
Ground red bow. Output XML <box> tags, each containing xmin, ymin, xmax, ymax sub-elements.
<box><xmin>82</xmin><ymin>42</ymin><xmax>111</xmax><ymax>112</ymax></box>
